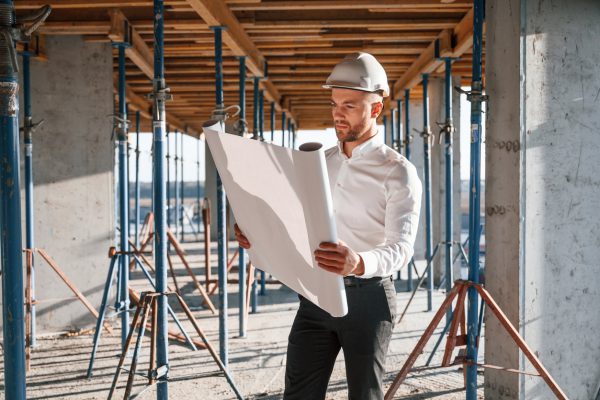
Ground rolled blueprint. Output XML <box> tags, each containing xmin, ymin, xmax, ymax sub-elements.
<box><xmin>203</xmin><ymin>120</ymin><xmax>347</xmax><ymax>317</ymax></box>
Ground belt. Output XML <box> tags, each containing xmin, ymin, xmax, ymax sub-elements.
<box><xmin>342</xmin><ymin>275</ymin><xmax>392</xmax><ymax>288</ymax></box>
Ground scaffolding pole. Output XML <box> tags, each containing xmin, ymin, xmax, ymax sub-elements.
<box><xmin>270</xmin><ymin>101</ymin><xmax>275</xmax><ymax>142</ymax></box>
<box><xmin>180</xmin><ymin>129</ymin><xmax>185</xmax><ymax>242</ymax></box>
<box><xmin>196</xmin><ymin>134</ymin><xmax>202</xmax><ymax>235</ymax></box>
<box><xmin>211</xmin><ymin>25</ymin><xmax>229</xmax><ymax>367</ymax></box>
<box><xmin>116</xmin><ymin>42</ymin><xmax>131</xmax><ymax>347</ymax></box>
<box><xmin>22</xmin><ymin>42</ymin><xmax>38</xmax><ymax>347</ymax></box>
<box><xmin>135</xmin><ymin>110</ymin><xmax>141</xmax><ymax>248</ymax></box>
<box><xmin>281</xmin><ymin>111</ymin><xmax>286</xmax><ymax>147</ymax></box>
<box><xmin>237</xmin><ymin>56</ymin><xmax>248</xmax><ymax>338</ymax></box>
<box><xmin>1</xmin><ymin>2</ymin><xmax>27</xmax><ymax>397</ymax></box>
<box><xmin>151</xmin><ymin>0</ymin><xmax>171</xmax><ymax>397</ymax></box>
<box><xmin>396</xmin><ymin>99</ymin><xmax>403</xmax><ymax>155</ymax></box>
<box><xmin>466</xmin><ymin>0</ymin><xmax>485</xmax><ymax>397</ymax></box>
<box><xmin>443</xmin><ymin>58</ymin><xmax>454</xmax><ymax>324</ymax></box>
<box><xmin>174</xmin><ymin>129</ymin><xmax>180</xmax><ymax>239</ymax></box>
<box><xmin>421</xmin><ymin>74</ymin><xmax>434</xmax><ymax>312</ymax></box>
<box><xmin>404</xmin><ymin>89</ymin><xmax>413</xmax><ymax>292</ymax></box>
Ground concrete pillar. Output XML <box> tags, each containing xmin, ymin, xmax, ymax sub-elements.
<box><xmin>6</xmin><ymin>36</ymin><xmax>114</xmax><ymax>333</ymax></box>
<box><xmin>485</xmin><ymin>1</ymin><xmax>600</xmax><ymax>398</ymax></box>
<box><xmin>436</xmin><ymin>75</ymin><xmax>463</xmax><ymax>285</ymax></box>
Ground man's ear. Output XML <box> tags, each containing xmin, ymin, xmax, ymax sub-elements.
<box><xmin>371</xmin><ymin>102</ymin><xmax>383</xmax><ymax>119</ymax></box>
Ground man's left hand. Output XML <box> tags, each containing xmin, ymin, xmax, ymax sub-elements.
<box><xmin>314</xmin><ymin>240</ymin><xmax>365</xmax><ymax>276</ymax></box>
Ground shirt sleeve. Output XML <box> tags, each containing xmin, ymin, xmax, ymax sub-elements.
<box><xmin>357</xmin><ymin>160</ymin><xmax>422</xmax><ymax>278</ymax></box>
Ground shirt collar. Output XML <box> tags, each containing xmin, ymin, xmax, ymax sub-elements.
<box><xmin>336</xmin><ymin>133</ymin><xmax>383</xmax><ymax>158</ymax></box>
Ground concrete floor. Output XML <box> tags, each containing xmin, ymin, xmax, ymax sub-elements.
<box><xmin>0</xmin><ymin>239</ymin><xmax>484</xmax><ymax>399</ymax></box>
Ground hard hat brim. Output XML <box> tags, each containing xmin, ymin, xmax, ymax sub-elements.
<box><xmin>322</xmin><ymin>83</ymin><xmax>389</xmax><ymax>98</ymax></box>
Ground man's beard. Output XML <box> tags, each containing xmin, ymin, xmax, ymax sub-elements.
<box><xmin>335</xmin><ymin>122</ymin><xmax>366</xmax><ymax>142</ymax></box>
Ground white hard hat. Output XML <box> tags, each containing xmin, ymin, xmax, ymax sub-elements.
<box><xmin>323</xmin><ymin>52</ymin><xmax>389</xmax><ymax>97</ymax></box>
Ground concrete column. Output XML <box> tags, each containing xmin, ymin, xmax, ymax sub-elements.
<box><xmin>485</xmin><ymin>1</ymin><xmax>600</xmax><ymax>398</ymax></box>
<box><xmin>4</xmin><ymin>36</ymin><xmax>114</xmax><ymax>333</ymax></box>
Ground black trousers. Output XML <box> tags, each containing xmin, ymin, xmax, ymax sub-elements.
<box><xmin>284</xmin><ymin>276</ymin><xmax>397</xmax><ymax>400</ymax></box>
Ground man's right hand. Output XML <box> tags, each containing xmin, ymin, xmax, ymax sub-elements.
<box><xmin>234</xmin><ymin>223</ymin><xmax>251</xmax><ymax>249</ymax></box>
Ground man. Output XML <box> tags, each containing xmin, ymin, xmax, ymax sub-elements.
<box><xmin>234</xmin><ymin>52</ymin><xmax>422</xmax><ymax>399</ymax></box>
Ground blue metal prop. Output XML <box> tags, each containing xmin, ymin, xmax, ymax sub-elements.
<box><xmin>238</xmin><ymin>56</ymin><xmax>248</xmax><ymax>337</ymax></box>
<box><xmin>135</xmin><ymin>110</ymin><xmax>141</xmax><ymax>248</ymax></box>
<box><xmin>174</xmin><ymin>130</ymin><xmax>180</xmax><ymax>239</ymax></box>
<box><xmin>270</xmin><ymin>101</ymin><xmax>275</xmax><ymax>142</ymax></box>
<box><xmin>281</xmin><ymin>111</ymin><xmax>286</xmax><ymax>147</ymax></box>
<box><xmin>180</xmin><ymin>129</ymin><xmax>185</xmax><ymax>241</ymax></box>
<box><xmin>151</xmin><ymin>1</ymin><xmax>171</xmax><ymax>396</ymax></box>
<box><xmin>0</xmin><ymin>2</ymin><xmax>41</xmax><ymax>397</ymax></box>
<box><xmin>116</xmin><ymin>41</ymin><xmax>131</xmax><ymax>347</ymax></box>
<box><xmin>253</xmin><ymin>76</ymin><xmax>259</xmax><ymax>140</ymax></box>
<box><xmin>465</xmin><ymin>0</ymin><xmax>485</xmax><ymax>396</ymax></box>
<box><xmin>22</xmin><ymin>42</ymin><xmax>38</xmax><ymax>347</ymax></box>
<box><xmin>421</xmin><ymin>74</ymin><xmax>434</xmax><ymax>312</ymax></box>
<box><xmin>211</xmin><ymin>25</ymin><xmax>229</xmax><ymax>367</ymax></box>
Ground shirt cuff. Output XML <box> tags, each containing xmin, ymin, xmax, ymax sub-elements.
<box><xmin>357</xmin><ymin>251</ymin><xmax>378</xmax><ymax>279</ymax></box>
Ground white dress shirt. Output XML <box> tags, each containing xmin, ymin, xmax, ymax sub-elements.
<box><xmin>325</xmin><ymin>133</ymin><xmax>422</xmax><ymax>279</ymax></box>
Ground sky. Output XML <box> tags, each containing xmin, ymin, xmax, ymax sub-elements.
<box><xmin>130</xmin><ymin>91</ymin><xmax>484</xmax><ymax>183</ymax></box>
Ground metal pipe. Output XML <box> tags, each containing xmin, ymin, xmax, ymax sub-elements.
<box><xmin>466</xmin><ymin>0</ymin><xmax>485</xmax><ymax>396</ymax></box>
<box><xmin>258</xmin><ymin>90</ymin><xmax>266</xmax><ymax>295</ymax></box>
<box><xmin>151</xmin><ymin>0</ymin><xmax>170</xmax><ymax>397</ymax></box>
<box><xmin>259</xmin><ymin>89</ymin><xmax>264</xmax><ymax>141</ymax></box>
<box><xmin>174</xmin><ymin>130</ymin><xmax>180</xmax><ymax>238</ymax></box>
<box><xmin>117</xmin><ymin>43</ymin><xmax>130</xmax><ymax>347</ymax></box>
<box><xmin>196</xmin><ymin>135</ymin><xmax>201</xmax><ymax>236</ymax></box>
<box><xmin>270</xmin><ymin>101</ymin><xmax>275</xmax><ymax>142</ymax></box>
<box><xmin>1</xmin><ymin>2</ymin><xmax>26</xmax><ymax>395</ymax></box>
<box><xmin>404</xmin><ymin>90</ymin><xmax>413</xmax><ymax>292</ymax></box>
<box><xmin>422</xmin><ymin>73</ymin><xmax>434</xmax><ymax>312</ymax></box>
<box><xmin>281</xmin><ymin>111</ymin><xmax>286</xmax><ymax>147</ymax></box>
<box><xmin>391</xmin><ymin>108</ymin><xmax>397</xmax><ymax>151</ymax></box>
<box><xmin>444</xmin><ymin>58</ymin><xmax>454</xmax><ymax>325</ymax></box>
<box><xmin>396</xmin><ymin>99</ymin><xmax>403</xmax><ymax>155</ymax></box>
<box><xmin>166</xmin><ymin>126</ymin><xmax>171</xmax><ymax>229</ymax></box>
<box><xmin>404</xmin><ymin>89</ymin><xmax>411</xmax><ymax>160</ymax></box>
<box><xmin>292</xmin><ymin>122</ymin><xmax>296</xmax><ymax>149</ymax></box>
<box><xmin>135</xmin><ymin>111</ymin><xmax>141</xmax><ymax>248</ymax></box>
<box><xmin>180</xmin><ymin>129</ymin><xmax>185</xmax><ymax>241</ymax></box>
<box><xmin>22</xmin><ymin>42</ymin><xmax>37</xmax><ymax>347</ymax></box>
<box><xmin>287</xmin><ymin>117</ymin><xmax>291</xmax><ymax>148</ymax></box>
<box><xmin>238</xmin><ymin>56</ymin><xmax>247</xmax><ymax>337</ymax></box>
<box><xmin>212</xmin><ymin>25</ymin><xmax>229</xmax><ymax>367</ymax></box>
<box><xmin>252</xmin><ymin>76</ymin><xmax>259</xmax><ymax>140</ymax></box>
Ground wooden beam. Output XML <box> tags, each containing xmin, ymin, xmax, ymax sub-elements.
<box><xmin>183</xmin><ymin>0</ymin><xmax>295</xmax><ymax>122</ymax></box>
<box><xmin>228</xmin><ymin>0</ymin><xmax>473</xmax><ymax>11</ymax></box>
<box><xmin>108</xmin><ymin>9</ymin><xmax>153</xmax><ymax>78</ymax></box>
<box><xmin>391</xmin><ymin>8</ymin><xmax>475</xmax><ymax>98</ymax></box>
<box><xmin>392</xmin><ymin>28</ymin><xmax>452</xmax><ymax>98</ymax></box>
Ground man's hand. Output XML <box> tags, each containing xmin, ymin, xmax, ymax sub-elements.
<box><xmin>234</xmin><ymin>223</ymin><xmax>251</xmax><ymax>249</ymax></box>
<box><xmin>314</xmin><ymin>240</ymin><xmax>365</xmax><ymax>276</ymax></box>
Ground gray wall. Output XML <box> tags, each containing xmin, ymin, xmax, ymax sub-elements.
<box><xmin>486</xmin><ymin>1</ymin><xmax>600</xmax><ymax>398</ymax></box>
<box><xmin>3</xmin><ymin>36</ymin><xmax>115</xmax><ymax>333</ymax></box>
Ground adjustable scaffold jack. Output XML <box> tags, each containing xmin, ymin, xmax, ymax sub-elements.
<box><xmin>384</xmin><ymin>280</ymin><xmax>568</xmax><ymax>400</ymax></box>
<box><xmin>107</xmin><ymin>291</ymin><xmax>243</xmax><ymax>400</ymax></box>
<box><xmin>87</xmin><ymin>246</ymin><xmax>197</xmax><ymax>378</ymax></box>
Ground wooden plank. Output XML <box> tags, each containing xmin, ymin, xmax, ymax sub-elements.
<box><xmin>183</xmin><ymin>0</ymin><xmax>295</xmax><ymax>122</ymax></box>
<box><xmin>475</xmin><ymin>284</ymin><xmax>569</xmax><ymax>400</ymax></box>
<box><xmin>392</xmin><ymin>29</ymin><xmax>452</xmax><ymax>98</ymax></box>
<box><xmin>228</xmin><ymin>0</ymin><xmax>473</xmax><ymax>11</ymax></box>
<box><xmin>108</xmin><ymin>9</ymin><xmax>153</xmax><ymax>78</ymax></box>
<box><xmin>36</xmin><ymin>249</ymin><xmax>113</xmax><ymax>334</ymax></box>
